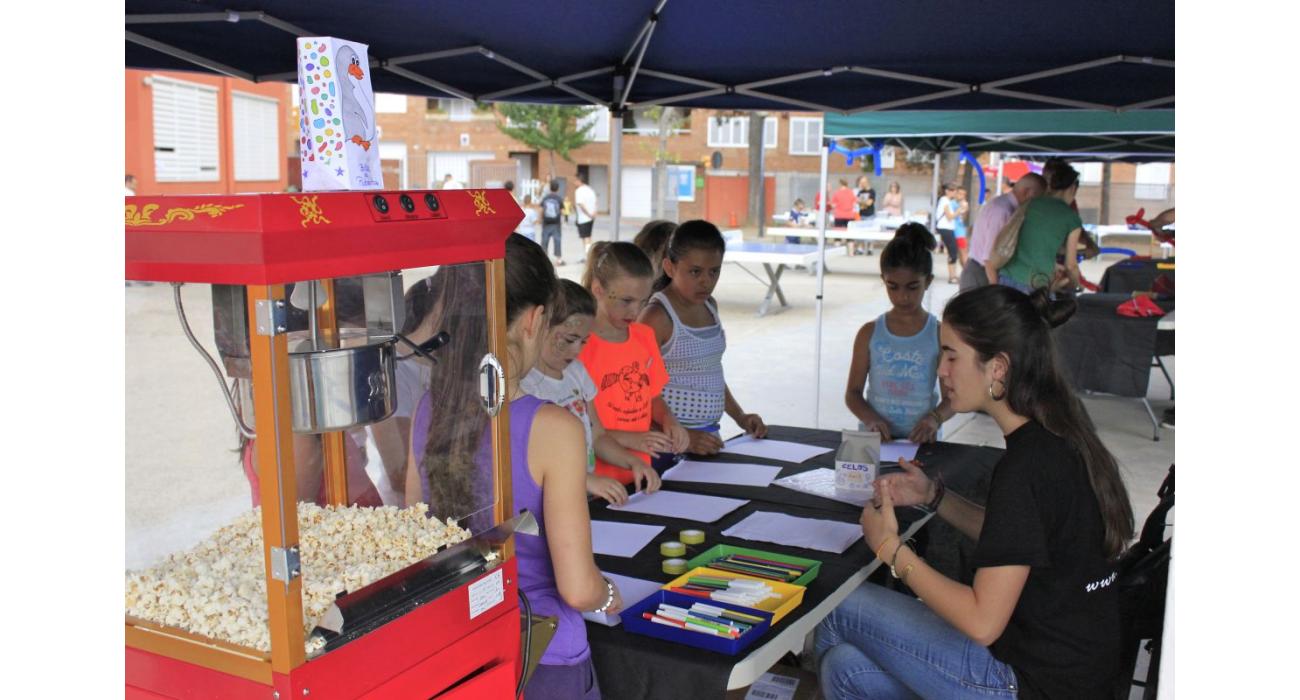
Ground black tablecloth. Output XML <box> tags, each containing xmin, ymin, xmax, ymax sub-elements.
<box><xmin>1054</xmin><ymin>293</ymin><xmax>1174</xmax><ymax>398</ymax></box>
<box><xmin>586</xmin><ymin>425</ymin><xmax>1002</xmax><ymax>699</ymax></box>
<box><xmin>1099</xmin><ymin>258</ymin><xmax>1174</xmax><ymax>295</ymax></box>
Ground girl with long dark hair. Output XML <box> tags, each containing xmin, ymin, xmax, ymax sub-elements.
<box><xmin>816</xmin><ymin>285</ymin><xmax>1134</xmax><ymax>699</ymax></box>
<box><xmin>408</xmin><ymin>236</ymin><xmax>620</xmax><ymax>699</ymax></box>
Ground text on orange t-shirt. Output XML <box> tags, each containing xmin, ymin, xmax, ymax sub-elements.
<box><xmin>577</xmin><ymin>322</ymin><xmax>669</xmax><ymax>483</ymax></box>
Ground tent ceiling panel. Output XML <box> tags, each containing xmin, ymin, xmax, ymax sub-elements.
<box><xmin>823</xmin><ymin>110</ymin><xmax>1174</xmax><ymax>160</ymax></box>
<box><xmin>125</xmin><ymin>0</ymin><xmax>1173</xmax><ymax>114</ymax></box>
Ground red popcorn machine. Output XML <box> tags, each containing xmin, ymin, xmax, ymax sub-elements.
<box><xmin>125</xmin><ymin>189</ymin><xmax>529</xmax><ymax>699</ymax></box>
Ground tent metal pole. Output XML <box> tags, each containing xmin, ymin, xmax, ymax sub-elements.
<box><xmin>125</xmin><ymin>31</ymin><xmax>255</xmax><ymax>82</ymax></box>
<box><xmin>813</xmin><ymin>141</ymin><xmax>830</xmax><ymax>429</ymax></box>
<box><xmin>996</xmin><ymin>157</ymin><xmax>1005</xmax><ymax>195</ymax></box>
<box><xmin>611</xmin><ymin>71</ymin><xmax>625</xmax><ymax>241</ymax></box>
<box><xmin>930</xmin><ymin>152</ymin><xmax>941</xmax><ymax>228</ymax></box>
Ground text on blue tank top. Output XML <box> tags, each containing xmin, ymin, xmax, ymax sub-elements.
<box><xmin>865</xmin><ymin>312</ymin><xmax>941</xmax><ymax>437</ymax></box>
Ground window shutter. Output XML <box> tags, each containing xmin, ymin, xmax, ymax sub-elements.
<box><xmin>152</xmin><ymin>77</ymin><xmax>220</xmax><ymax>182</ymax></box>
<box><xmin>233</xmin><ymin>93</ymin><xmax>280</xmax><ymax>181</ymax></box>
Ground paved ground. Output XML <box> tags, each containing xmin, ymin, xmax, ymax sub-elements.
<box><xmin>126</xmin><ymin>220</ymin><xmax>1173</xmax><ymax>569</ymax></box>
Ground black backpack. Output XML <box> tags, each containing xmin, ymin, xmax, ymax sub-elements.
<box><xmin>542</xmin><ymin>195</ymin><xmax>562</xmax><ymax>224</ymax></box>
<box><xmin>1113</xmin><ymin>465</ymin><xmax>1173</xmax><ymax>699</ymax></box>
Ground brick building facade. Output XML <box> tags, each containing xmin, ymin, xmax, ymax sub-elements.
<box><xmin>124</xmin><ymin>69</ymin><xmax>1173</xmax><ymax>228</ymax></box>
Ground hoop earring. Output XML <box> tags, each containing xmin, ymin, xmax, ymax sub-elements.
<box><xmin>988</xmin><ymin>379</ymin><xmax>1007</xmax><ymax>402</ymax></box>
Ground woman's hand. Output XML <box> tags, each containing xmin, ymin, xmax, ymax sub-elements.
<box><xmin>629</xmin><ymin>460</ymin><xmax>662</xmax><ymax>493</ymax></box>
<box><xmin>634</xmin><ymin>430</ymin><xmax>675</xmax><ymax>456</ymax></box>
<box><xmin>860</xmin><ymin>484</ymin><xmax>900</xmax><ymax>554</ymax></box>
<box><xmin>687</xmin><ymin>429</ymin><xmax>725</xmax><ymax>455</ymax></box>
<box><xmin>586</xmin><ymin>473</ymin><xmax>628</xmax><ymax>506</ymax></box>
<box><xmin>874</xmin><ymin>458</ymin><xmax>933</xmax><ymax>508</ymax></box>
<box><xmin>738</xmin><ymin>413</ymin><xmax>768</xmax><ymax>439</ymax></box>
<box><xmin>908</xmin><ymin>414</ymin><xmax>941</xmax><ymax>443</ymax></box>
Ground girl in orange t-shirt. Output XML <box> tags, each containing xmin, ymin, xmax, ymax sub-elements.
<box><xmin>579</xmin><ymin>242</ymin><xmax>690</xmax><ymax>485</ymax></box>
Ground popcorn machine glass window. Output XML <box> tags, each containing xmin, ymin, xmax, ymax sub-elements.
<box><xmin>126</xmin><ymin>190</ymin><xmax>523</xmax><ymax>697</ymax></box>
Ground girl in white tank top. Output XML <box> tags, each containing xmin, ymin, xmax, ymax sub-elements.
<box><xmin>638</xmin><ymin>220</ymin><xmax>767</xmax><ymax>456</ymax></box>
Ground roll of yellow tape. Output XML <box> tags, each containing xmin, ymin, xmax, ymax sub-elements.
<box><xmin>662</xmin><ymin>558</ymin><xmax>688</xmax><ymax>575</ymax></box>
<box><xmin>660</xmin><ymin>541</ymin><xmax>686</xmax><ymax>557</ymax></box>
<box><xmin>680</xmin><ymin>529</ymin><xmax>705</xmax><ymax>545</ymax></box>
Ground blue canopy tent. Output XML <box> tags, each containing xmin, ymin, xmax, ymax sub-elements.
<box><xmin>125</xmin><ymin>0</ymin><xmax>1172</xmax><ymax>233</ymax></box>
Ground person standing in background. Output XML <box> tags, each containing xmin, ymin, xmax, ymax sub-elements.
<box><xmin>960</xmin><ymin>174</ymin><xmax>1047</xmax><ymax>291</ymax></box>
<box><xmin>934</xmin><ymin>183</ymin><xmax>960</xmax><ymax>284</ymax></box>
<box><xmin>441</xmin><ymin>173</ymin><xmax>463</xmax><ymax>190</ymax></box>
<box><xmin>856</xmin><ymin>175</ymin><xmax>877</xmax><ymax>219</ymax></box>
<box><xmin>953</xmin><ymin>187</ymin><xmax>971</xmax><ymax>268</ymax></box>
<box><xmin>574</xmin><ymin>174</ymin><xmax>598</xmax><ymax>255</ymax></box>
<box><xmin>125</xmin><ymin>174</ymin><xmax>137</xmax><ymax>197</ymax></box>
<box><xmin>540</xmin><ymin>180</ymin><xmax>567</xmax><ymax>267</ymax></box>
<box><xmin>881</xmin><ymin>181</ymin><xmax>904</xmax><ymax>217</ymax></box>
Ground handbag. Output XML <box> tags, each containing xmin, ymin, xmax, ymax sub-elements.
<box><xmin>984</xmin><ymin>202</ymin><xmax>1029</xmax><ymax>272</ymax></box>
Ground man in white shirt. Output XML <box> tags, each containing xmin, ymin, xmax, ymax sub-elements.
<box><xmin>573</xmin><ymin>174</ymin><xmax>597</xmax><ymax>253</ymax></box>
<box><xmin>441</xmin><ymin>173</ymin><xmax>463</xmax><ymax>190</ymax></box>
<box><xmin>125</xmin><ymin>174</ymin><xmax>137</xmax><ymax>197</ymax></box>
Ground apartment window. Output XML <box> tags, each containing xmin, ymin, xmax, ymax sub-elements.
<box><xmin>707</xmin><ymin>116</ymin><xmax>776</xmax><ymax>148</ymax></box>
<box><xmin>1134</xmin><ymin>163</ymin><xmax>1171</xmax><ymax>200</ymax></box>
<box><xmin>789</xmin><ymin>117</ymin><xmax>823</xmax><ymax>155</ymax></box>
<box><xmin>579</xmin><ymin>107</ymin><xmax>610</xmax><ymax>142</ymax></box>
<box><xmin>375</xmin><ymin>93</ymin><xmax>408</xmax><ymax>113</ymax></box>
<box><xmin>1076</xmin><ymin>162</ymin><xmax>1103</xmax><ymax>185</ymax></box>
<box><xmin>151</xmin><ymin>76</ymin><xmax>220</xmax><ymax>182</ymax></box>
<box><xmin>445</xmin><ymin>99</ymin><xmax>474</xmax><ymax>121</ymax></box>
<box><xmin>231</xmin><ymin>93</ymin><xmax>279</xmax><ymax>181</ymax></box>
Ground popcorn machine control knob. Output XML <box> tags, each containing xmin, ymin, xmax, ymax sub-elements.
<box><xmin>372</xmin><ymin>195</ymin><xmax>390</xmax><ymax>214</ymax></box>
<box><xmin>399</xmin><ymin>194</ymin><xmax>416</xmax><ymax>213</ymax></box>
<box><xmin>424</xmin><ymin>193</ymin><xmax>440</xmax><ymax>212</ymax></box>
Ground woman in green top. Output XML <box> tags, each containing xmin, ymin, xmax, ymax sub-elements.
<box><xmin>986</xmin><ymin>165</ymin><xmax>1083</xmax><ymax>293</ymax></box>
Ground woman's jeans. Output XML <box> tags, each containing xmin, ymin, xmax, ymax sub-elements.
<box><xmin>814</xmin><ymin>583</ymin><xmax>1019</xmax><ymax>699</ymax></box>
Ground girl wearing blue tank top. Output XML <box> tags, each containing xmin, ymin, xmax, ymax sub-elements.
<box><xmin>638</xmin><ymin>220</ymin><xmax>767</xmax><ymax>456</ymax></box>
<box><xmin>845</xmin><ymin>223</ymin><xmax>955</xmax><ymax>443</ymax></box>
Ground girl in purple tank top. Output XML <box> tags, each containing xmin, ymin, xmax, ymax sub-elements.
<box><xmin>408</xmin><ymin>235</ymin><xmax>622</xmax><ymax>700</ymax></box>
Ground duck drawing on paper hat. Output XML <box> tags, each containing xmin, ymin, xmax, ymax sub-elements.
<box><xmin>336</xmin><ymin>44</ymin><xmax>375</xmax><ymax>151</ymax></box>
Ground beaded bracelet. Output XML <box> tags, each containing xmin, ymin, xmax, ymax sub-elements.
<box><xmin>917</xmin><ymin>476</ymin><xmax>946</xmax><ymax>514</ymax></box>
<box><xmin>591</xmin><ymin>576</ymin><xmax>616</xmax><ymax>613</ymax></box>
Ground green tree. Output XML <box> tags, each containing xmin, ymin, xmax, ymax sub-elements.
<box><xmin>494</xmin><ymin>104</ymin><xmax>597</xmax><ymax>180</ymax></box>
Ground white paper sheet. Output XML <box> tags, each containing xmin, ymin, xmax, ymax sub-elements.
<box><xmin>608</xmin><ymin>490</ymin><xmax>749</xmax><ymax>523</ymax></box>
<box><xmin>582</xmin><ymin>572</ymin><xmax>664</xmax><ymax>626</ymax></box>
<box><xmin>662</xmin><ymin>460</ymin><xmax>784</xmax><ymax>488</ymax></box>
<box><xmin>589</xmin><ymin>520</ymin><xmax>665</xmax><ymax>557</ymax></box>
<box><xmin>773</xmin><ymin>467</ymin><xmax>873</xmax><ymax>507</ymax></box>
<box><xmin>745</xmin><ymin>672</ymin><xmax>801</xmax><ymax>700</ymax></box>
<box><xmin>881</xmin><ymin>440</ymin><xmax>920</xmax><ymax>463</ymax></box>
<box><xmin>719</xmin><ymin>435</ymin><xmax>833</xmax><ymax>463</ymax></box>
<box><xmin>721</xmin><ymin>511</ymin><xmax>863</xmax><ymax>554</ymax></box>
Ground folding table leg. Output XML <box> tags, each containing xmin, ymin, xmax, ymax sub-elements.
<box><xmin>1142</xmin><ymin>398</ymin><xmax>1160</xmax><ymax>442</ymax></box>
<box><xmin>757</xmin><ymin>263</ymin><xmax>788</xmax><ymax>317</ymax></box>
<box><xmin>1154</xmin><ymin>356</ymin><xmax>1174</xmax><ymax>400</ymax></box>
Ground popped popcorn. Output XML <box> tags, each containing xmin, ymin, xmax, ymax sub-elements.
<box><xmin>126</xmin><ymin>503</ymin><xmax>471</xmax><ymax>654</ymax></box>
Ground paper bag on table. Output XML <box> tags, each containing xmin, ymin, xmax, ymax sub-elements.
<box><xmin>296</xmin><ymin>37</ymin><xmax>383</xmax><ymax>191</ymax></box>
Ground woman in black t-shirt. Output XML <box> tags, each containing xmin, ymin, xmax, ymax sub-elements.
<box><xmin>815</xmin><ymin>285</ymin><xmax>1134</xmax><ymax>700</ymax></box>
